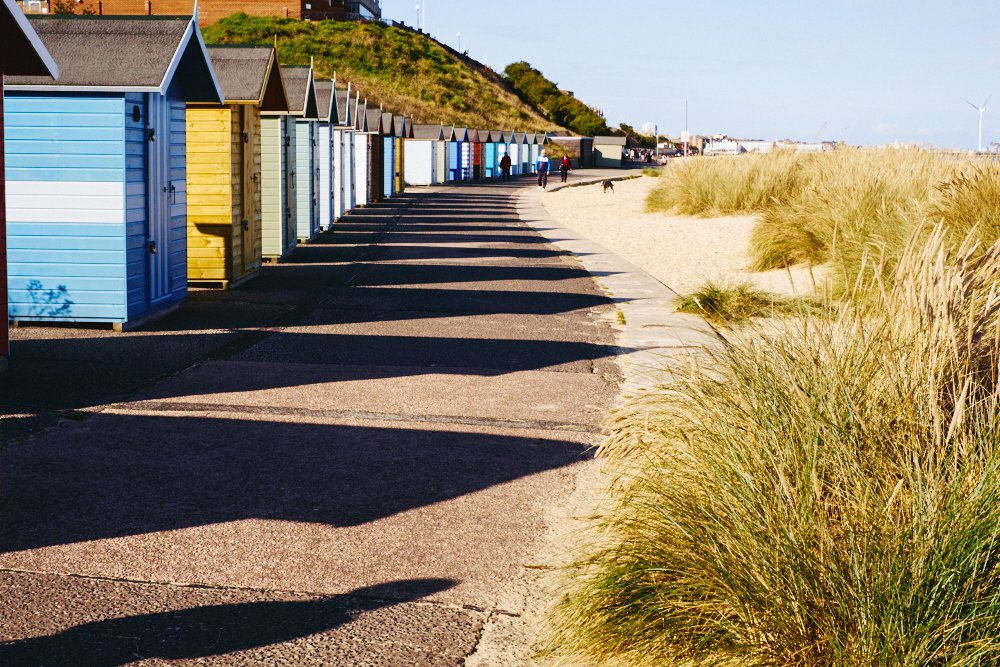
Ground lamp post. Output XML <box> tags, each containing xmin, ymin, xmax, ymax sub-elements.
<box><xmin>415</xmin><ymin>4</ymin><xmax>421</xmax><ymax>30</ymax></box>
<box><xmin>457</xmin><ymin>32</ymin><xmax>462</xmax><ymax>52</ymax></box>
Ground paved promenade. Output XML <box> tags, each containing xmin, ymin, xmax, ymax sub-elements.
<box><xmin>0</xmin><ymin>175</ymin><xmax>623</xmax><ymax>664</ymax></box>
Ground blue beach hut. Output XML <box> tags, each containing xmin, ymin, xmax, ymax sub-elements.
<box><xmin>4</xmin><ymin>14</ymin><xmax>221</xmax><ymax>329</ymax></box>
<box><xmin>381</xmin><ymin>111</ymin><xmax>396</xmax><ymax>197</ymax></box>
<box><xmin>449</xmin><ymin>127</ymin><xmax>469</xmax><ymax>182</ymax></box>
<box><xmin>314</xmin><ymin>77</ymin><xmax>338</xmax><ymax>230</ymax></box>
<box><xmin>0</xmin><ymin>0</ymin><xmax>58</xmax><ymax>370</ymax></box>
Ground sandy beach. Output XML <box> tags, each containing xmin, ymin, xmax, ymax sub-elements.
<box><xmin>540</xmin><ymin>176</ymin><xmax>821</xmax><ymax>298</ymax></box>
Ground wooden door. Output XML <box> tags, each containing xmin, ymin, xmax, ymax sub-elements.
<box><xmin>146</xmin><ymin>93</ymin><xmax>172</xmax><ymax>308</ymax></box>
<box><xmin>240</xmin><ymin>106</ymin><xmax>257</xmax><ymax>275</ymax></box>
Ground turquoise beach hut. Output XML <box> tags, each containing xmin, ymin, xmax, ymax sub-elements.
<box><xmin>281</xmin><ymin>65</ymin><xmax>320</xmax><ymax>243</ymax></box>
<box><xmin>4</xmin><ymin>14</ymin><xmax>221</xmax><ymax>329</ymax></box>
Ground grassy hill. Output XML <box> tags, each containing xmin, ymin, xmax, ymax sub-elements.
<box><xmin>503</xmin><ymin>61</ymin><xmax>610</xmax><ymax>137</ymax></box>
<box><xmin>203</xmin><ymin>15</ymin><xmax>561</xmax><ymax>132</ymax></box>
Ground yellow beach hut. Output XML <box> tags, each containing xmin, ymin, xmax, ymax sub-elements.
<box><xmin>186</xmin><ymin>45</ymin><xmax>288</xmax><ymax>288</ymax></box>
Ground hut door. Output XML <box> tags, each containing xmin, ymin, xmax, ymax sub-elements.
<box><xmin>240</xmin><ymin>106</ymin><xmax>256</xmax><ymax>274</ymax></box>
<box><xmin>146</xmin><ymin>94</ymin><xmax>172</xmax><ymax>307</ymax></box>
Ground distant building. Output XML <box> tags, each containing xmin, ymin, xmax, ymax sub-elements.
<box><xmin>17</xmin><ymin>0</ymin><xmax>381</xmax><ymax>25</ymax></box>
<box><xmin>641</xmin><ymin>122</ymin><xmax>657</xmax><ymax>136</ymax></box>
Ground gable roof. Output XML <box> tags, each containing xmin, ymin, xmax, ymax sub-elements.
<box><xmin>334</xmin><ymin>87</ymin><xmax>351</xmax><ymax>127</ymax></box>
<box><xmin>381</xmin><ymin>112</ymin><xmax>395</xmax><ymax>136</ymax></box>
<box><xmin>278</xmin><ymin>65</ymin><xmax>319</xmax><ymax>118</ymax></box>
<box><xmin>468</xmin><ymin>129</ymin><xmax>481</xmax><ymax>142</ymax></box>
<box><xmin>354</xmin><ymin>97</ymin><xmax>367</xmax><ymax>131</ymax></box>
<box><xmin>365</xmin><ymin>108</ymin><xmax>383</xmax><ymax>133</ymax></box>
<box><xmin>513</xmin><ymin>132</ymin><xmax>527</xmax><ymax>143</ymax></box>
<box><xmin>314</xmin><ymin>79</ymin><xmax>336</xmax><ymax>123</ymax></box>
<box><xmin>6</xmin><ymin>15</ymin><xmax>220</xmax><ymax>102</ymax></box>
<box><xmin>451</xmin><ymin>127</ymin><xmax>470</xmax><ymax>142</ymax></box>
<box><xmin>486</xmin><ymin>130</ymin><xmax>504</xmax><ymax>143</ymax></box>
<box><xmin>205</xmin><ymin>45</ymin><xmax>287</xmax><ymax>111</ymax></box>
<box><xmin>411</xmin><ymin>124</ymin><xmax>445</xmax><ymax>141</ymax></box>
<box><xmin>1</xmin><ymin>0</ymin><xmax>57</xmax><ymax>77</ymax></box>
<box><xmin>393</xmin><ymin>114</ymin><xmax>406</xmax><ymax>138</ymax></box>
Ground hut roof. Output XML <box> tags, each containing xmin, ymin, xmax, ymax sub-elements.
<box><xmin>205</xmin><ymin>45</ymin><xmax>287</xmax><ymax>111</ymax></box>
<box><xmin>411</xmin><ymin>124</ymin><xmax>446</xmax><ymax>140</ymax></box>
<box><xmin>392</xmin><ymin>115</ymin><xmax>407</xmax><ymax>138</ymax></box>
<box><xmin>314</xmin><ymin>79</ymin><xmax>336</xmax><ymax>122</ymax></box>
<box><xmin>333</xmin><ymin>86</ymin><xmax>349</xmax><ymax>125</ymax></box>
<box><xmin>1</xmin><ymin>0</ymin><xmax>58</xmax><ymax>77</ymax></box>
<box><xmin>513</xmin><ymin>132</ymin><xmax>527</xmax><ymax>143</ymax></box>
<box><xmin>354</xmin><ymin>98</ymin><xmax>367</xmax><ymax>131</ymax></box>
<box><xmin>381</xmin><ymin>111</ymin><xmax>396</xmax><ymax>135</ymax></box>
<box><xmin>451</xmin><ymin>127</ymin><xmax>470</xmax><ymax>142</ymax></box>
<box><xmin>365</xmin><ymin>108</ymin><xmax>383</xmax><ymax>132</ymax></box>
<box><xmin>7</xmin><ymin>15</ymin><xmax>220</xmax><ymax>102</ymax></box>
<box><xmin>278</xmin><ymin>65</ymin><xmax>319</xmax><ymax>118</ymax></box>
<box><xmin>594</xmin><ymin>135</ymin><xmax>628</xmax><ymax>145</ymax></box>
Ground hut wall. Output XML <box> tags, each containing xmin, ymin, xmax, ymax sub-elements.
<box><xmin>186</xmin><ymin>106</ymin><xmax>231</xmax><ymax>281</ymax></box>
<box><xmin>353</xmin><ymin>132</ymin><xmax>367</xmax><ymax>207</ymax></box>
<box><xmin>294</xmin><ymin>120</ymin><xmax>317</xmax><ymax>242</ymax></box>
<box><xmin>403</xmin><ymin>140</ymin><xmax>434</xmax><ymax>186</ymax></box>
<box><xmin>317</xmin><ymin>122</ymin><xmax>332</xmax><ymax>228</ymax></box>
<box><xmin>6</xmin><ymin>93</ymin><xmax>128</xmax><ymax>322</ymax></box>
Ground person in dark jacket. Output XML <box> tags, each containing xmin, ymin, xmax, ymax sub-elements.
<box><xmin>499</xmin><ymin>153</ymin><xmax>512</xmax><ymax>181</ymax></box>
<box><xmin>536</xmin><ymin>151</ymin><xmax>550</xmax><ymax>189</ymax></box>
<box><xmin>559</xmin><ymin>155</ymin><xmax>571</xmax><ymax>183</ymax></box>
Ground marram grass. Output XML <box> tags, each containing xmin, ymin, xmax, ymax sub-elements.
<box><xmin>677</xmin><ymin>280</ymin><xmax>822</xmax><ymax>325</ymax></box>
<box><xmin>546</xmin><ymin>226</ymin><xmax>1000</xmax><ymax>666</ymax></box>
<box><xmin>648</xmin><ymin>150</ymin><xmax>1000</xmax><ymax>294</ymax></box>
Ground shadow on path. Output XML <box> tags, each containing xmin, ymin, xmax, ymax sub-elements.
<box><xmin>0</xmin><ymin>579</ymin><xmax>454</xmax><ymax>666</ymax></box>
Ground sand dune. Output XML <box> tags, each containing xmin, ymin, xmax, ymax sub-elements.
<box><xmin>540</xmin><ymin>176</ymin><xmax>822</xmax><ymax>298</ymax></box>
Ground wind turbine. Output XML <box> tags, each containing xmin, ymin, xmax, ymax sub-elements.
<box><xmin>967</xmin><ymin>96</ymin><xmax>990</xmax><ymax>152</ymax></box>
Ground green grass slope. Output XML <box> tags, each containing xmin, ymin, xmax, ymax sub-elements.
<box><xmin>203</xmin><ymin>14</ymin><xmax>561</xmax><ymax>132</ymax></box>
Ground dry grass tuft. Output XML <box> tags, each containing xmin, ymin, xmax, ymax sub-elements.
<box><xmin>546</xmin><ymin>225</ymin><xmax>1000</xmax><ymax>666</ymax></box>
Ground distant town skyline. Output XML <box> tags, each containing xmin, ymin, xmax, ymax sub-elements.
<box><xmin>382</xmin><ymin>0</ymin><xmax>1000</xmax><ymax>149</ymax></box>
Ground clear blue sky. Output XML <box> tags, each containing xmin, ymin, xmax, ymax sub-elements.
<box><xmin>381</xmin><ymin>0</ymin><xmax>1000</xmax><ymax>148</ymax></box>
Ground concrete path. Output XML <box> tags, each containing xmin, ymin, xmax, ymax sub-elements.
<box><xmin>0</xmin><ymin>177</ymin><xmax>620</xmax><ymax>664</ymax></box>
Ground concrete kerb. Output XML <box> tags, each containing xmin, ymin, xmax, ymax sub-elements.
<box><xmin>516</xmin><ymin>188</ymin><xmax>724</xmax><ymax>395</ymax></box>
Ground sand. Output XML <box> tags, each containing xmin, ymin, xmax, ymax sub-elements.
<box><xmin>539</xmin><ymin>176</ymin><xmax>822</xmax><ymax>298</ymax></box>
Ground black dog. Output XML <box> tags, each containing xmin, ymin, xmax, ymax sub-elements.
<box><xmin>601</xmin><ymin>179</ymin><xmax>615</xmax><ymax>193</ymax></box>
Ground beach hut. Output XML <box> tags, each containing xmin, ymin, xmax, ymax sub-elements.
<box><xmin>483</xmin><ymin>130</ymin><xmax>503</xmax><ymax>179</ymax></box>
<box><xmin>313</xmin><ymin>77</ymin><xmax>338</xmax><ymax>230</ymax></box>
<box><xmin>514</xmin><ymin>132</ymin><xmax>530</xmax><ymax>174</ymax></box>
<box><xmin>470</xmin><ymin>129</ymin><xmax>484</xmax><ymax>180</ymax></box>
<box><xmin>593</xmin><ymin>135</ymin><xmax>627</xmax><ymax>168</ymax></box>
<box><xmin>381</xmin><ymin>112</ymin><xmax>397</xmax><ymax>198</ymax></box>
<box><xmin>186</xmin><ymin>45</ymin><xmax>288</xmax><ymax>289</ymax></box>
<box><xmin>331</xmin><ymin>85</ymin><xmax>353</xmax><ymax>218</ymax></box>
<box><xmin>393</xmin><ymin>114</ymin><xmax>407</xmax><ymax>195</ymax></box>
<box><xmin>506</xmin><ymin>131</ymin><xmax>521</xmax><ymax>176</ymax></box>
<box><xmin>365</xmin><ymin>107</ymin><xmax>385</xmax><ymax>201</ymax></box>
<box><xmin>283</xmin><ymin>65</ymin><xmax>320</xmax><ymax>243</ymax></box>
<box><xmin>0</xmin><ymin>0</ymin><xmax>58</xmax><ymax>370</ymax></box>
<box><xmin>448</xmin><ymin>127</ymin><xmax>468</xmax><ymax>181</ymax></box>
<box><xmin>527</xmin><ymin>133</ymin><xmax>540</xmax><ymax>173</ymax></box>
<box><xmin>405</xmin><ymin>123</ymin><xmax>445</xmax><ymax>186</ymax></box>
<box><xmin>261</xmin><ymin>102</ymin><xmax>297</xmax><ymax>258</ymax></box>
<box><xmin>434</xmin><ymin>126</ymin><xmax>451</xmax><ymax>184</ymax></box>
<box><xmin>349</xmin><ymin>93</ymin><xmax>366</xmax><ymax>208</ymax></box>
<box><xmin>5</xmin><ymin>14</ymin><xmax>221</xmax><ymax>329</ymax></box>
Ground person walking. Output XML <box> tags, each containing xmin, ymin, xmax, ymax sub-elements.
<box><xmin>499</xmin><ymin>152</ymin><xmax>512</xmax><ymax>182</ymax></box>
<box><xmin>559</xmin><ymin>155</ymin><xmax>570</xmax><ymax>183</ymax></box>
<box><xmin>536</xmin><ymin>150</ymin><xmax>550</xmax><ymax>189</ymax></box>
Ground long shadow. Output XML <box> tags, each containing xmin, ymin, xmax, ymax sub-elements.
<box><xmin>0</xmin><ymin>579</ymin><xmax>455</xmax><ymax>666</ymax></box>
<box><xmin>1</xmin><ymin>413</ymin><xmax>590</xmax><ymax>551</ymax></box>
<box><xmin>318</xmin><ymin>286</ymin><xmax>612</xmax><ymax>314</ymax></box>
<box><xmin>349</xmin><ymin>264</ymin><xmax>598</xmax><ymax>286</ymax></box>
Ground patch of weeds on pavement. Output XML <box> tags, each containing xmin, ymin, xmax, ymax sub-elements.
<box><xmin>616</xmin><ymin>309</ymin><xmax>627</xmax><ymax>326</ymax></box>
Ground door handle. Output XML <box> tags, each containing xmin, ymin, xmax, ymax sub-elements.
<box><xmin>242</xmin><ymin>219</ymin><xmax>249</xmax><ymax>231</ymax></box>
<box><xmin>147</xmin><ymin>239</ymin><xmax>157</xmax><ymax>254</ymax></box>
